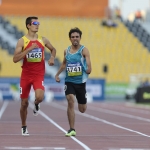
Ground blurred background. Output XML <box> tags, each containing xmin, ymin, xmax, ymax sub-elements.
<box><xmin>0</xmin><ymin>0</ymin><xmax>150</xmax><ymax>103</ymax></box>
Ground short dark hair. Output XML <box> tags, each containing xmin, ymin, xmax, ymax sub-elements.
<box><xmin>25</xmin><ymin>16</ymin><xmax>38</xmax><ymax>29</ymax></box>
<box><xmin>69</xmin><ymin>27</ymin><xmax>82</xmax><ymax>38</ymax></box>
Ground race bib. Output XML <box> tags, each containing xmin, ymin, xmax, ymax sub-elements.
<box><xmin>26</xmin><ymin>48</ymin><xmax>42</xmax><ymax>62</ymax></box>
<box><xmin>67</xmin><ymin>62</ymin><xmax>82</xmax><ymax>76</ymax></box>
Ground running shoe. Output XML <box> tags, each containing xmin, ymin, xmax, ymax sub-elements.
<box><xmin>65</xmin><ymin>128</ymin><xmax>76</xmax><ymax>137</ymax></box>
<box><xmin>21</xmin><ymin>126</ymin><xmax>29</xmax><ymax>136</ymax></box>
<box><xmin>33</xmin><ymin>102</ymin><xmax>40</xmax><ymax>116</ymax></box>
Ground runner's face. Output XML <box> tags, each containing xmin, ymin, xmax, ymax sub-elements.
<box><xmin>70</xmin><ymin>32</ymin><xmax>81</xmax><ymax>46</ymax></box>
<box><xmin>29</xmin><ymin>19</ymin><xmax>40</xmax><ymax>32</ymax></box>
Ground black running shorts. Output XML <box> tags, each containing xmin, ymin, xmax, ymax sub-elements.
<box><xmin>64</xmin><ymin>82</ymin><xmax>87</xmax><ymax>104</ymax></box>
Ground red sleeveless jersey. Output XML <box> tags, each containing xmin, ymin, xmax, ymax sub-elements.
<box><xmin>21</xmin><ymin>35</ymin><xmax>45</xmax><ymax>77</ymax></box>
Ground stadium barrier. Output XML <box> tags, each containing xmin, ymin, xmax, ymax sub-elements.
<box><xmin>0</xmin><ymin>77</ymin><xmax>105</xmax><ymax>102</ymax></box>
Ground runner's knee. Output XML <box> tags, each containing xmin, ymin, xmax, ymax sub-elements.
<box><xmin>78</xmin><ymin>104</ymin><xmax>87</xmax><ymax>113</ymax></box>
<box><xmin>79</xmin><ymin>107</ymin><xmax>86</xmax><ymax>113</ymax></box>
<box><xmin>21</xmin><ymin>100</ymin><xmax>28</xmax><ymax>109</ymax></box>
<box><xmin>67</xmin><ymin>94</ymin><xmax>74</xmax><ymax>108</ymax></box>
<box><xmin>36</xmin><ymin>95</ymin><xmax>44</xmax><ymax>103</ymax></box>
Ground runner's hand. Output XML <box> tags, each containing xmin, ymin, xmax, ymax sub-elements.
<box><xmin>55</xmin><ymin>75</ymin><xmax>60</xmax><ymax>82</ymax></box>
<box><xmin>48</xmin><ymin>57</ymin><xmax>54</xmax><ymax>66</ymax></box>
<box><xmin>86</xmin><ymin>69</ymin><xmax>91</xmax><ymax>74</ymax></box>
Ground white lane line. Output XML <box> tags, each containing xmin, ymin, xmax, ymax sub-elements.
<box><xmin>0</xmin><ymin>101</ymin><xmax>9</xmax><ymax>119</ymax></box>
<box><xmin>87</xmin><ymin>106</ymin><xmax>150</xmax><ymax>122</ymax></box>
<box><xmin>126</xmin><ymin>103</ymin><xmax>150</xmax><ymax>109</ymax></box>
<box><xmin>29</xmin><ymin>103</ymin><xmax>91</xmax><ymax>150</ymax></box>
<box><xmin>97</xmin><ymin>103</ymin><xmax>150</xmax><ymax>115</ymax></box>
<box><xmin>50</xmin><ymin>103</ymin><xmax>150</xmax><ymax>138</ymax></box>
<box><xmin>4</xmin><ymin>147</ymin><xmax>66</xmax><ymax>149</ymax></box>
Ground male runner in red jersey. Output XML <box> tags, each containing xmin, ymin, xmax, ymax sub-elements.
<box><xmin>13</xmin><ymin>16</ymin><xmax>56</xmax><ymax>136</ymax></box>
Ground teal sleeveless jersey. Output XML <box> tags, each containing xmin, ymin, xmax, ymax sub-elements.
<box><xmin>65</xmin><ymin>45</ymin><xmax>88</xmax><ymax>84</ymax></box>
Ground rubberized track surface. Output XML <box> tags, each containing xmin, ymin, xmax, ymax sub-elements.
<box><xmin>0</xmin><ymin>100</ymin><xmax>150</xmax><ymax>150</ymax></box>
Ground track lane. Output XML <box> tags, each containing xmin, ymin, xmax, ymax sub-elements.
<box><xmin>0</xmin><ymin>101</ymin><xmax>150</xmax><ymax>150</ymax></box>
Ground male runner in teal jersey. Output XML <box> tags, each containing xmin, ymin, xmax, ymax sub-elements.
<box><xmin>55</xmin><ymin>27</ymin><xmax>92</xmax><ymax>136</ymax></box>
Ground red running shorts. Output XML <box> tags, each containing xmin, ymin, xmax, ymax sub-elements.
<box><xmin>20</xmin><ymin>76</ymin><xmax>45</xmax><ymax>99</ymax></box>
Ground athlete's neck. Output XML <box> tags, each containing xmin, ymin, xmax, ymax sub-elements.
<box><xmin>26</xmin><ymin>32</ymin><xmax>38</xmax><ymax>40</ymax></box>
<box><xmin>71</xmin><ymin>45</ymin><xmax>81</xmax><ymax>51</ymax></box>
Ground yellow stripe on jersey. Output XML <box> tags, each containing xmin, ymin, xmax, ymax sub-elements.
<box><xmin>37</xmin><ymin>35</ymin><xmax>45</xmax><ymax>47</ymax></box>
<box><xmin>22</xmin><ymin>36</ymin><xmax>30</xmax><ymax>50</ymax></box>
<box><xmin>22</xmin><ymin>35</ymin><xmax>45</xmax><ymax>51</ymax></box>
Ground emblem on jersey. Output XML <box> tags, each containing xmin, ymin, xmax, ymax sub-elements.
<box><xmin>20</xmin><ymin>87</ymin><xmax>22</xmax><ymax>94</ymax></box>
<box><xmin>85</xmin><ymin>93</ymin><xmax>87</xmax><ymax>98</ymax></box>
<box><xmin>64</xmin><ymin>85</ymin><xmax>67</xmax><ymax>91</ymax></box>
<box><xmin>42</xmin><ymin>81</ymin><xmax>45</xmax><ymax>87</ymax></box>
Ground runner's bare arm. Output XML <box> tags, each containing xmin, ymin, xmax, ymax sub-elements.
<box><xmin>13</xmin><ymin>38</ymin><xmax>39</xmax><ymax>63</ymax></box>
<box><xmin>82</xmin><ymin>47</ymin><xmax>92</xmax><ymax>74</ymax></box>
<box><xmin>55</xmin><ymin>50</ymin><xmax>66</xmax><ymax>82</ymax></box>
<box><xmin>43</xmin><ymin>37</ymin><xmax>56</xmax><ymax>66</ymax></box>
